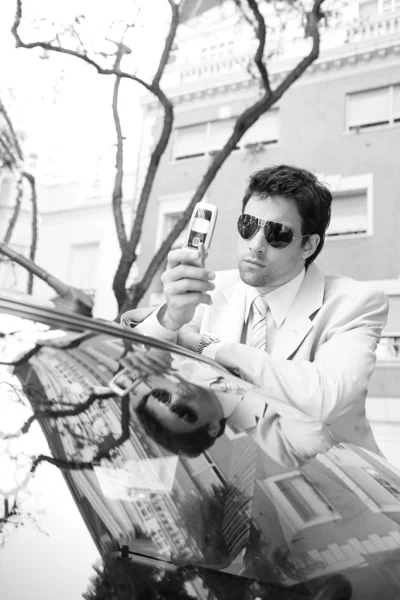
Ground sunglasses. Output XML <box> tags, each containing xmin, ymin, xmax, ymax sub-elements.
<box><xmin>151</xmin><ymin>388</ymin><xmax>198</xmax><ymax>424</ymax></box>
<box><xmin>237</xmin><ymin>214</ymin><xmax>310</xmax><ymax>249</ymax></box>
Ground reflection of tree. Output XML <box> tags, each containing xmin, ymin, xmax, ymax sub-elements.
<box><xmin>243</xmin><ymin>525</ymin><xmax>325</xmax><ymax>589</ymax></box>
<box><xmin>272</xmin><ymin>545</ymin><xmax>324</xmax><ymax>581</ymax></box>
<box><xmin>0</xmin><ymin>494</ymin><xmax>47</xmax><ymax>549</ymax></box>
<box><xmin>173</xmin><ymin>484</ymin><xmax>232</xmax><ymax>566</ymax></box>
<box><xmin>83</xmin><ymin>541</ymin><xmax>197</xmax><ymax>600</ymax></box>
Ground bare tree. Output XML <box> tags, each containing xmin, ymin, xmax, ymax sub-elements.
<box><xmin>11</xmin><ymin>0</ymin><xmax>332</xmax><ymax>316</ymax></box>
<box><xmin>0</xmin><ymin>97</ymin><xmax>38</xmax><ymax>293</ymax></box>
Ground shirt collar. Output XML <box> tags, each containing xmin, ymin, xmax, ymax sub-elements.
<box><xmin>244</xmin><ymin>268</ymin><xmax>305</xmax><ymax>327</ymax></box>
<box><xmin>215</xmin><ymin>391</ymin><xmax>243</xmax><ymax>419</ymax></box>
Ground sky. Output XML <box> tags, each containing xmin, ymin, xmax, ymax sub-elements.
<box><xmin>0</xmin><ymin>2</ymin><xmax>174</xmax><ymax>598</ymax></box>
<box><xmin>0</xmin><ymin>0</ymin><xmax>172</xmax><ymax>181</ymax></box>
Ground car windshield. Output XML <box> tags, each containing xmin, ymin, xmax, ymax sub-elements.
<box><xmin>2</xmin><ymin>298</ymin><xmax>400</xmax><ymax>600</ymax></box>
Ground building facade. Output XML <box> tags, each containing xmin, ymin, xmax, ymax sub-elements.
<box><xmin>132</xmin><ymin>0</ymin><xmax>400</xmax><ymax>463</ymax></box>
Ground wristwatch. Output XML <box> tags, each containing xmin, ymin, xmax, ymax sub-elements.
<box><xmin>197</xmin><ymin>332</ymin><xmax>220</xmax><ymax>354</ymax></box>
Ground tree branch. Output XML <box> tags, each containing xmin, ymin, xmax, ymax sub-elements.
<box><xmin>121</xmin><ymin>0</ymin><xmax>326</xmax><ymax>310</ymax></box>
<box><xmin>3</xmin><ymin>176</ymin><xmax>23</xmax><ymax>245</ymax></box>
<box><xmin>0</xmin><ymin>389</ymin><xmax>117</xmax><ymax>440</ymax></box>
<box><xmin>12</xmin><ymin>0</ymin><xmax>156</xmax><ymax>94</ymax></box>
<box><xmin>112</xmin><ymin>3</ymin><xmax>180</xmax><ymax>307</ymax></box>
<box><xmin>153</xmin><ymin>0</ymin><xmax>179</xmax><ymax>87</ymax></box>
<box><xmin>22</xmin><ymin>171</ymin><xmax>38</xmax><ymax>294</ymax></box>
<box><xmin>246</xmin><ymin>0</ymin><xmax>270</xmax><ymax>94</ymax></box>
<box><xmin>273</xmin><ymin>0</ymin><xmax>325</xmax><ymax>99</ymax></box>
<box><xmin>0</xmin><ymin>98</ymin><xmax>23</xmax><ymax>161</ymax></box>
<box><xmin>111</xmin><ymin>48</ymin><xmax>128</xmax><ymax>252</ymax></box>
<box><xmin>30</xmin><ymin>395</ymin><xmax>131</xmax><ymax>473</ymax></box>
<box><xmin>95</xmin><ymin>395</ymin><xmax>130</xmax><ymax>458</ymax></box>
<box><xmin>233</xmin><ymin>0</ymin><xmax>257</xmax><ymax>34</ymax></box>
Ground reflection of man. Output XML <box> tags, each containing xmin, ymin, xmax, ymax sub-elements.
<box><xmin>122</xmin><ymin>165</ymin><xmax>388</xmax><ymax>466</ymax></box>
<box><xmin>123</xmin><ymin>348</ymin><xmax>239</xmax><ymax>456</ymax></box>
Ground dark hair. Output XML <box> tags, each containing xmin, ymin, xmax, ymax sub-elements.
<box><xmin>242</xmin><ymin>164</ymin><xmax>332</xmax><ymax>267</ymax></box>
<box><xmin>135</xmin><ymin>392</ymin><xmax>226</xmax><ymax>457</ymax></box>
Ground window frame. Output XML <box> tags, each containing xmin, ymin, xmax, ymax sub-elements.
<box><xmin>379</xmin><ymin>0</ymin><xmax>400</xmax><ymax>13</ymax></box>
<box><xmin>171</xmin><ymin>109</ymin><xmax>280</xmax><ymax>163</ymax></box>
<box><xmin>262</xmin><ymin>470</ymin><xmax>342</xmax><ymax>534</ymax></box>
<box><xmin>321</xmin><ymin>173</ymin><xmax>373</xmax><ymax>240</ymax></box>
<box><xmin>345</xmin><ymin>84</ymin><xmax>400</xmax><ymax>133</ymax></box>
<box><xmin>155</xmin><ymin>193</ymin><xmax>199</xmax><ymax>250</ymax></box>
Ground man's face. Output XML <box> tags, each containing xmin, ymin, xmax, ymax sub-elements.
<box><xmin>144</xmin><ymin>376</ymin><xmax>222</xmax><ymax>436</ymax></box>
<box><xmin>237</xmin><ymin>194</ymin><xmax>317</xmax><ymax>293</ymax></box>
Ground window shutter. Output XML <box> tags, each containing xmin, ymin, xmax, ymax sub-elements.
<box><xmin>174</xmin><ymin>123</ymin><xmax>207</xmax><ymax>160</ymax></box>
<box><xmin>209</xmin><ymin>118</ymin><xmax>236</xmax><ymax>152</ymax></box>
<box><xmin>241</xmin><ymin>109</ymin><xmax>280</xmax><ymax>145</ymax></box>
<box><xmin>327</xmin><ymin>191</ymin><xmax>368</xmax><ymax>235</ymax></box>
<box><xmin>347</xmin><ymin>88</ymin><xmax>390</xmax><ymax>129</ymax></box>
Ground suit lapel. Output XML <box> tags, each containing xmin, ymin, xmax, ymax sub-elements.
<box><xmin>270</xmin><ymin>265</ymin><xmax>326</xmax><ymax>360</ymax></box>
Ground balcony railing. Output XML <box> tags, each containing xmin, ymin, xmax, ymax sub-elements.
<box><xmin>162</xmin><ymin>11</ymin><xmax>400</xmax><ymax>90</ymax></box>
<box><xmin>376</xmin><ymin>336</ymin><xmax>400</xmax><ymax>361</ymax></box>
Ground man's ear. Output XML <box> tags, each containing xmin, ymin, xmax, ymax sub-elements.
<box><xmin>301</xmin><ymin>233</ymin><xmax>320</xmax><ymax>261</ymax></box>
<box><xmin>207</xmin><ymin>420</ymin><xmax>221</xmax><ymax>438</ymax></box>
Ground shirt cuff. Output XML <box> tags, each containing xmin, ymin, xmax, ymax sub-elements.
<box><xmin>201</xmin><ymin>341</ymin><xmax>224</xmax><ymax>361</ymax></box>
<box><xmin>134</xmin><ymin>305</ymin><xmax>179</xmax><ymax>344</ymax></box>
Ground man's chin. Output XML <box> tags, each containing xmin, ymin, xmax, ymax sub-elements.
<box><xmin>239</xmin><ymin>267</ymin><xmax>267</xmax><ymax>288</ymax></box>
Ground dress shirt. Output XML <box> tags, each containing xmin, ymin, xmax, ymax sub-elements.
<box><xmin>204</xmin><ymin>268</ymin><xmax>305</xmax><ymax>359</ymax></box>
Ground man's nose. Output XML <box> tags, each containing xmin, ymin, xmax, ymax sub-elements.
<box><xmin>248</xmin><ymin>227</ymin><xmax>266</xmax><ymax>253</ymax></box>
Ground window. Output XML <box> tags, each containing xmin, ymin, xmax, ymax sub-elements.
<box><xmin>364</xmin><ymin>468</ymin><xmax>400</xmax><ymax>510</ymax></box>
<box><xmin>241</xmin><ymin>110</ymin><xmax>280</xmax><ymax>147</ymax></box>
<box><xmin>346</xmin><ymin>84</ymin><xmax>400</xmax><ymax>131</ymax></box>
<box><xmin>173</xmin><ymin>110</ymin><xmax>279</xmax><ymax>161</ymax></box>
<box><xmin>163</xmin><ymin>212</ymin><xmax>188</xmax><ymax>249</ymax></box>
<box><xmin>320</xmin><ymin>173</ymin><xmax>373</xmax><ymax>238</ymax></box>
<box><xmin>263</xmin><ymin>471</ymin><xmax>341</xmax><ymax>532</ymax></box>
<box><xmin>67</xmin><ymin>242</ymin><xmax>100</xmax><ymax>295</ymax></box>
<box><xmin>328</xmin><ymin>190</ymin><xmax>368</xmax><ymax>236</ymax></box>
<box><xmin>173</xmin><ymin>123</ymin><xmax>208</xmax><ymax>160</ymax></box>
<box><xmin>379</xmin><ymin>0</ymin><xmax>400</xmax><ymax>12</ymax></box>
<box><xmin>376</xmin><ymin>335</ymin><xmax>400</xmax><ymax>360</ymax></box>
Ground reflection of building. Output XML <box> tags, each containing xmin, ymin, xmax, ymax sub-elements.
<box><xmin>248</xmin><ymin>444</ymin><xmax>400</xmax><ymax>591</ymax></box>
<box><xmin>17</xmin><ymin>333</ymin><xmax>260</xmax><ymax>573</ymax></box>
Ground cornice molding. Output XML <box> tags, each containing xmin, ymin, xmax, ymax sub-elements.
<box><xmin>144</xmin><ymin>42</ymin><xmax>400</xmax><ymax>110</ymax></box>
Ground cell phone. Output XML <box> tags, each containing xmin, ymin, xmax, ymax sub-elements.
<box><xmin>109</xmin><ymin>367</ymin><xmax>142</xmax><ymax>397</ymax></box>
<box><xmin>185</xmin><ymin>202</ymin><xmax>218</xmax><ymax>251</ymax></box>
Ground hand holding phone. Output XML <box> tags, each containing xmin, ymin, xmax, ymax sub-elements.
<box><xmin>185</xmin><ymin>202</ymin><xmax>218</xmax><ymax>251</ymax></box>
<box><xmin>159</xmin><ymin>202</ymin><xmax>218</xmax><ymax>331</ymax></box>
<box><xmin>109</xmin><ymin>367</ymin><xmax>142</xmax><ymax>397</ymax></box>
<box><xmin>185</xmin><ymin>202</ymin><xmax>218</xmax><ymax>267</ymax></box>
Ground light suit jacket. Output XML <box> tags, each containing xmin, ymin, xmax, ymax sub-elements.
<box><xmin>121</xmin><ymin>264</ymin><xmax>389</xmax><ymax>466</ymax></box>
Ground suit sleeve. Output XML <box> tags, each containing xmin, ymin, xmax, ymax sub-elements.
<box><xmin>120</xmin><ymin>305</ymin><xmax>179</xmax><ymax>343</ymax></box>
<box><xmin>213</xmin><ymin>287</ymin><xmax>389</xmax><ymax>424</ymax></box>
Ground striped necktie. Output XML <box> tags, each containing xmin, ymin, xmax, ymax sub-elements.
<box><xmin>251</xmin><ymin>295</ymin><xmax>268</xmax><ymax>351</ymax></box>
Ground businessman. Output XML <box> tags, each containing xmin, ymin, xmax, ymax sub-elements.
<box><xmin>122</xmin><ymin>165</ymin><xmax>389</xmax><ymax>466</ymax></box>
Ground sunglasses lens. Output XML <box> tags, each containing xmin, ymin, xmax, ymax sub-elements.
<box><xmin>151</xmin><ymin>388</ymin><xmax>171</xmax><ymax>405</ymax></box>
<box><xmin>265</xmin><ymin>222</ymin><xmax>293</xmax><ymax>249</ymax></box>
<box><xmin>237</xmin><ymin>214</ymin><xmax>258</xmax><ymax>239</ymax></box>
<box><xmin>171</xmin><ymin>405</ymin><xmax>198</xmax><ymax>424</ymax></box>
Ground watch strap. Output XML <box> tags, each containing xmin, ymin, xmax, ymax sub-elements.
<box><xmin>197</xmin><ymin>332</ymin><xmax>220</xmax><ymax>354</ymax></box>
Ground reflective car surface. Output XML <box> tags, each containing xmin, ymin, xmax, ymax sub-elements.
<box><xmin>2</xmin><ymin>290</ymin><xmax>400</xmax><ymax>599</ymax></box>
